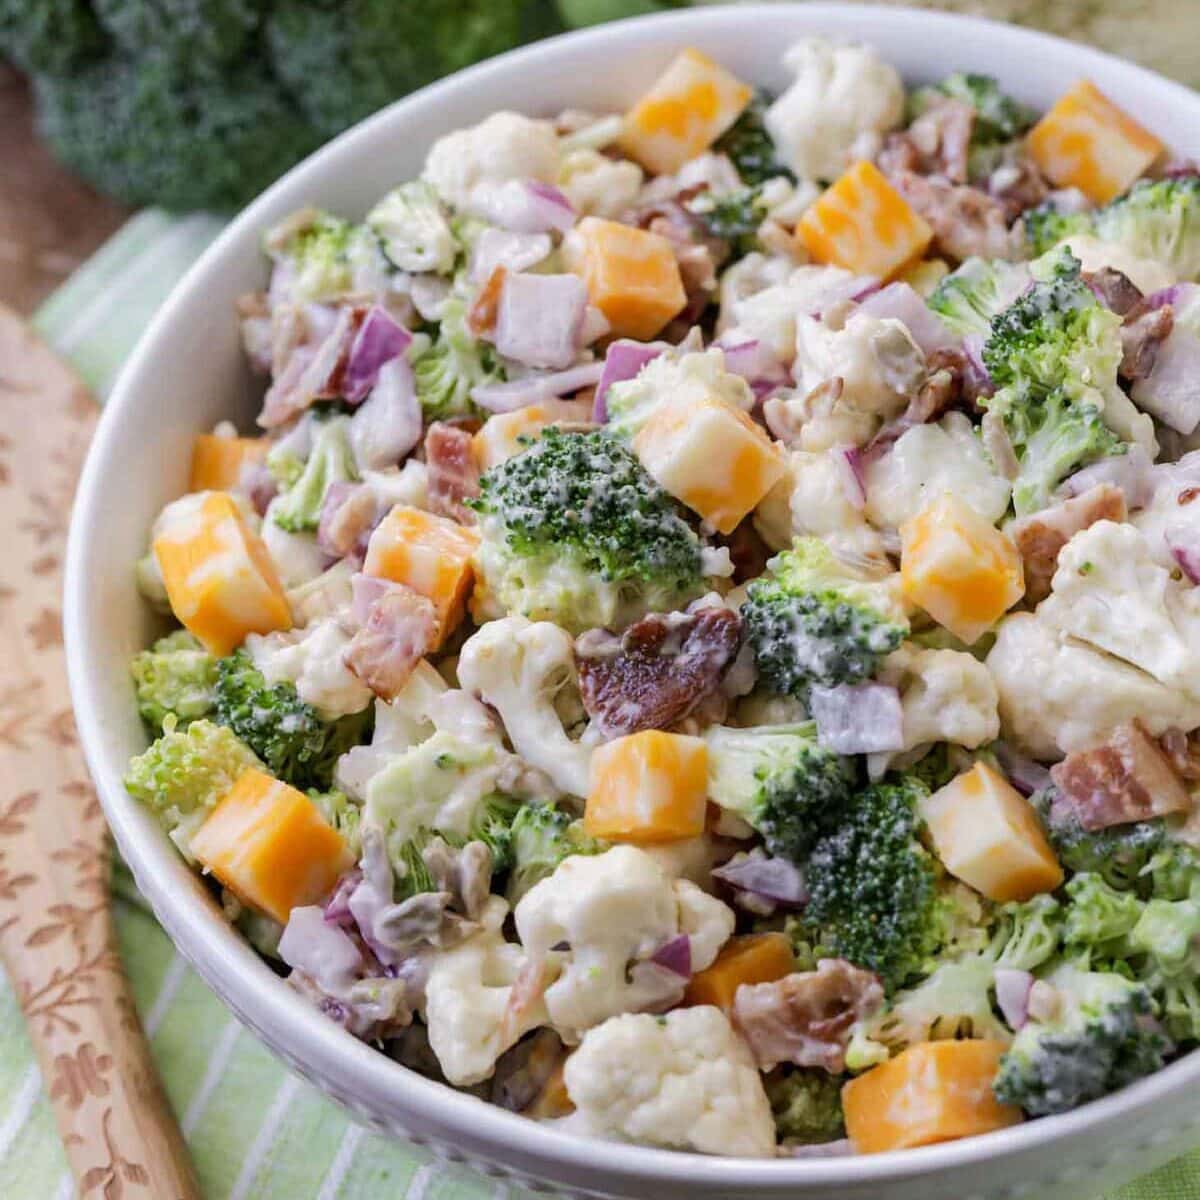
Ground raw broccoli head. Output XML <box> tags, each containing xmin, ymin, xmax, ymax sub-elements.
<box><xmin>272</xmin><ymin>211</ymin><xmax>359</xmax><ymax>303</ymax></box>
<box><xmin>130</xmin><ymin>630</ymin><xmax>217</xmax><ymax>731</ymax></box>
<box><xmin>271</xmin><ymin>415</ymin><xmax>358</xmax><ymax>533</ymax></box>
<box><xmin>684</xmin><ymin>185</ymin><xmax>766</xmax><ymax>259</ymax></box>
<box><xmin>918</xmin><ymin>73</ymin><xmax>1036</xmax><ymax>145</ymax></box>
<box><xmin>367</xmin><ymin>180</ymin><xmax>459</xmax><ymax>276</ymax></box>
<box><xmin>703</xmin><ymin>723</ymin><xmax>856</xmax><ymax>863</ymax></box>
<box><xmin>412</xmin><ymin>298</ymin><xmax>504</xmax><ymax>421</ymax></box>
<box><xmin>505</xmin><ymin>802</ymin><xmax>605</xmax><ymax>905</ymax></box>
<box><xmin>798</xmin><ymin>776</ymin><xmax>942</xmax><ymax>991</ymax></box>
<box><xmin>1062</xmin><ymin>873</ymin><xmax>1146</xmax><ymax>963</ymax></box>
<box><xmin>713</xmin><ymin>89</ymin><xmax>795</xmax><ymax>186</ymax></box>
<box><xmin>1024</xmin><ymin>201</ymin><xmax>1095</xmax><ymax>256</ymax></box>
<box><xmin>124</xmin><ymin>717</ymin><xmax>261</xmax><ymax>856</ymax></box>
<box><xmin>741</xmin><ymin>538</ymin><xmax>907</xmax><ymax>701</ymax></box>
<box><xmin>763</xmin><ymin>1068</ymin><xmax>845</xmax><ymax>1145</ymax></box>
<box><xmin>993</xmin><ymin>963</ymin><xmax>1169</xmax><ymax>1116</ymax></box>
<box><xmin>1094</xmin><ymin>176</ymin><xmax>1200</xmax><ymax>281</ymax></box>
<box><xmin>990</xmin><ymin>893</ymin><xmax>1063</xmax><ymax>972</ymax></box>
<box><xmin>469</xmin><ymin>428</ymin><xmax>707</xmax><ymax>633</ymax></box>
<box><xmin>1143</xmin><ymin>841</ymin><xmax>1200</xmax><ymax>902</ymax></box>
<box><xmin>926</xmin><ymin>257</ymin><xmax>1030</xmax><ymax>336</ymax></box>
<box><xmin>213</xmin><ymin>650</ymin><xmax>372</xmax><ymax>790</ymax></box>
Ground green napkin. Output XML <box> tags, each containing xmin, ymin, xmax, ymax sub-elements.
<box><xmin>0</xmin><ymin>210</ymin><xmax>1192</xmax><ymax>1198</ymax></box>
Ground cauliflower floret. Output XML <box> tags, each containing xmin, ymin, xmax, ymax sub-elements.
<box><xmin>559</xmin><ymin>148</ymin><xmax>644</xmax><ymax>219</ymax></box>
<box><xmin>423</xmin><ymin>897</ymin><xmax>548</xmax><ymax>1086</ymax></box>
<box><xmin>794</xmin><ymin>311</ymin><xmax>925</xmax><ymax>426</ymax></box>
<box><xmin>423</xmin><ymin>111</ymin><xmax>559</xmax><ymax>213</ymax></box>
<box><xmin>880</xmin><ymin>643</ymin><xmax>1000</xmax><ymax>753</ymax></box>
<box><xmin>765</xmin><ymin>37</ymin><xmax>904</xmax><ymax>182</ymax></box>
<box><xmin>563</xmin><ymin>1007</ymin><xmax>775</xmax><ymax>1157</ymax></box>
<box><xmin>864</xmin><ymin>412</ymin><xmax>1013</xmax><ymax>530</ymax></box>
<box><xmin>1060</xmin><ymin>234</ymin><xmax>1176</xmax><ymax>297</ymax></box>
<box><xmin>986</xmin><ymin>611</ymin><xmax>1200</xmax><ymax>759</ymax></box>
<box><xmin>1039</xmin><ymin>521</ymin><xmax>1200</xmax><ymax>698</ymax></box>
<box><xmin>514</xmin><ymin>846</ymin><xmax>735</xmax><ymax>1042</ymax></box>
<box><xmin>457</xmin><ymin>616</ymin><xmax>593</xmax><ymax>797</ymax></box>
<box><xmin>245</xmin><ymin>616</ymin><xmax>372</xmax><ymax>720</ymax></box>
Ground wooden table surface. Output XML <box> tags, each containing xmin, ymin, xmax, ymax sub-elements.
<box><xmin>0</xmin><ymin>64</ymin><xmax>129</xmax><ymax>318</ymax></box>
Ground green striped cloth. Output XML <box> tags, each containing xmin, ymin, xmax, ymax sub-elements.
<box><xmin>2</xmin><ymin>209</ymin><xmax>1196</xmax><ymax>1199</ymax></box>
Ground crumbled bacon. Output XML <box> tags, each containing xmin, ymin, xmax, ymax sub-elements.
<box><xmin>987</xmin><ymin>156</ymin><xmax>1050</xmax><ymax>222</ymax></box>
<box><xmin>722</xmin><ymin>518</ymin><xmax>773</xmax><ymax>585</ymax></box>
<box><xmin>732</xmin><ymin>960</ymin><xmax>884</xmax><ymax>1072</ymax></box>
<box><xmin>889</xmin><ymin>170</ymin><xmax>1024</xmax><ymax>263</ymax></box>
<box><xmin>1120</xmin><ymin>304</ymin><xmax>1175</xmax><ymax>382</ymax></box>
<box><xmin>1159</xmin><ymin>728</ymin><xmax>1200</xmax><ymax>782</ymax></box>
<box><xmin>1084</xmin><ymin>267</ymin><xmax>1144</xmax><ymax>318</ymax></box>
<box><xmin>343</xmin><ymin>583</ymin><xmax>439</xmax><ymax>700</ymax></box>
<box><xmin>1049</xmin><ymin>720</ymin><xmax>1193</xmax><ymax>831</ymax></box>
<box><xmin>905</xmin><ymin>96</ymin><xmax>975</xmax><ymax>184</ymax></box>
<box><xmin>468</xmin><ymin>266</ymin><xmax>507</xmax><ymax>338</ymax></box>
<box><xmin>1009</xmin><ymin>483</ymin><xmax>1127</xmax><ymax>604</ymax></box>
<box><xmin>424</xmin><ymin>422</ymin><xmax>481</xmax><ymax>524</ymax></box>
<box><xmin>576</xmin><ymin>606</ymin><xmax>742</xmax><ymax>737</ymax></box>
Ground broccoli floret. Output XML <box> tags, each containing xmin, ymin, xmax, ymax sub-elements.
<box><xmin>920</xmin><ymin>73</ymin><xmax>1036</xmax><ymax>145</ymax></box>
<box><xmin>991</xmin><ymin>893</ymin><xmax>1063</xmax><ymax>972</ymax></box>
<box><xmin>764</xmin><ymin>1068</ymin><xmax>845</xmax><ymax>1145</ymax></box>
<box><xmin>798</xmin><ymin>776</ymin><xmax>941</xmax><ymax>991</ymax></box>
<box><xmin>271</xmin><ymin>415</ymin><xmax>358</xmax><ymax>533</ymax></box>
<box><xmin>505</xmin><ymin>802</ymin><xmax>604</xmax><ymax>905</ymax></box>
<box><xmin>1024</xmin><ymin>201</ymin><xmax>1095</xmax><ymax>256</ymax></box>
<box><xmin>741</xmin><ymin>538</ymin><xmax>907</xmax><ymax>702</ymax></box>
<box><xmin>124</xmin><ymin>717</ymin><xmax>262</xmax><ymax>857</ymax></box>
<box><xmin>130</xmin><ymin>630</ymin><xmax>217</xmax><ymax>731</ymax></box>
<box><xmin>683</xmin><ymin>186</ymin><xmax>766</xmax><ymax>258</ymax></box>
<box><xmin>366</xmin><ymin>180</ymin><xmax>458</xmax><ymax>275</ymax></box>
<box><xmin>713</xmin><ymin>89</ymin><xmax>794</xmax><ymax>186</ymax></box>
<box><xmin>1094</xmin><ymin>176</ymin><xmax>1200</xmax><ymax>281</ymax></box>
<box><xmin>273</xmin><ymin>212</ymin><xmax>359</xmax><ymax>304</ymax></box>
<box><xmin>412</xmin><ymin>298</ymin><xmax>504</xmax><ymax>420</ymax></box>
<box><xmin>993</xmin><ymin>963</ymin><xmax>1169</xmax><ymax>1116</ymax></box>
<box><xmin>0</xmin><ymin>0</ymin><xmax>103</xmax><ymax>74</ymax></box>
<box><xmin>1128</xmin><ymin>897</ymin><xmax>1200</xmax><ymax>977</ymax></box>
<box><xmin>469</xmin><ymin>428</ymin><xmax>707</xmax><ymax>633</ymax></box>
<box><xmin>926</xmin><ymin>257</ymin><xmax>1030</xmax><ymax>336</ymax></box>
<box><xmin>1063</xmin><ymin>873</ymin><xmax>1146</xmax><ymax>962</ymax></box>
<box><xmin>464</xmin><ymin>793</ymin><xmax>523</xmax><ymax>872</ymax></box>
<box><xmin>1144</xmin><ymin>841</ymin><xmax>1200</xmax><ymax>902</ymax></box>
<box><xmin>703</xmin><ymin>723</ymin><xmax>856</xmax><ymax>862</ymax></box>
<box><xmin>213</xmin><ymin>650</ymin><xmax>372</xmax><ymax>791</ymax></box>
<box><xmin>307</xmin><ymin>788</ymin><xmax>362</xmax><ymax>853</ymax></box>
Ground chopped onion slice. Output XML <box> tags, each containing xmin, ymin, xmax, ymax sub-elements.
<box><xmin>471</xmin><ymin>361</ymin><xmax>604</xmax><ymax>413</ymax></box>
<box><xmin>810</xmin><ymin>683</ymin><xmax>905</xmax><ymax>755</ymax></box>
<box><xmin>649</xmin><ymin>934</ymin><xmax>692</xmax><ymax>978</ymax></box>
<box><xmin>279</xmin><ymin>905</ymin><xmax>363</xmax><ymax>994</ymax></box>
<box><xmin>994</xmin><ymin>967</ymin><xmax>1033</xmax><ymax>1031</ymax></box>
<box><xmin>857</xmin><ymin>282</ymin><xmax>958</xmax><ymax>355</ymax></box>
<box><xmin>593</xmin><ymin>340</ymin><xmax>666</xmax><ymax>421</ymax></box>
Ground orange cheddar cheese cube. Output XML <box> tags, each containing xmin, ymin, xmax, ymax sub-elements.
<box><xmin>922</xmin><ymin>762</ymin><xmax>1063</xmax><ymax>903</ymax></box>
<box><xmin>842</xmin><ymin>1040</ymin><xmax>1021</xmax><ymax>1154</ymax></box>
<box><xmin>472</xmin><ymin>399</ymin><xmax>591</xmax><ymax>471</ymax></box>
<box><xmin>683</xmin><ymin>933</ymin><xmax>795</xmax><ymax>1011</ymax></box>
<box><xmin>189</xmin><ymin>434</ymin><xmax>268</xmax><ymax>493</ymax></box>
<box><xmin>585</xmin><ymin>730</ymin><xmax>708</xmax><ymax>843</ymax></box>
<box><xmin>153</xmin><ymin>491</ymin><xmax>292</xmax><ymax>657</ymax></box>
<box><xmin>900</xmin><ymin>493</ymin><xmax>1024</xmax><ymax>645</ymax></box>
<box><xmin>619</xmin><ymin>48</ymin><xmax>752</xmax><ymax>175</ymax></box>
<box><xmin>797</xmin><ymin>160</ymin><xmax>933</xmax><ymax>280</ymax></box>
<box><xmin>1027</xmin><ymin>80</ymin><xmax>1164</xmax><ymax>205</ymax></box>
<box><xmin>191</xmin><ymin>769</ymin><xmax>352</xmax><ymax>923</ymax></box>
<box><xmin>633</xmin><ymin>397</ymin><xmax>785</xmax><ymax>535</ymax></box>
<box><xmin>362</xmin><ymin>505</ymin><xmax>479</xmax><ymax>647</ymax></box>
<box><xmin>566</xmin><ymin>217</ymin><xmax>686</xmax><ymax>341</ymax></box>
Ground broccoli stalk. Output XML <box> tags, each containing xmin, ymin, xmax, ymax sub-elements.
<box><xmin>740</xmin><ymin>538</ymin><xmax>908</xmax><ymax>702</ymax></box>
<box><xmin>505</xmin><ymin>802</ymin><xmax>604</xmax><ymax>905</ymax></box>
<box><xmin>271</xmin><ymin>415</ymin><xmax>359</xmax><ymax>533</ymax></box>
<box><xmin>703</xmin><ymin>723</ymin><xmax>856</xmax><ymax>862</ymax></box>
<box><xmin>764</xmin><ymin>1068</ymin><xmax>845</xmax><ymax>1145</ymax></box>
<box><xmin>412</xmin><ymin>298</ymin><xmax>504</xmax><ymax>420</ymax></box>
<box><xmin>130</xmin><ymin>630</ymin><xmax>217</xmax><ymax>731</ymax></box>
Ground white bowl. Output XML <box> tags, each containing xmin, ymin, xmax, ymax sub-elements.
<box><xmin>65</xmin><ymin>5</ymin><xmax>1200</xmax><ymax>1197</ymax></box>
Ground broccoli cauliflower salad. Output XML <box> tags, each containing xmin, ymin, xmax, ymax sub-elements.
<box><xmin>126</xmin><ymin>38</ymin><xmax>1200</xmax><ymax>1159</ymax></box>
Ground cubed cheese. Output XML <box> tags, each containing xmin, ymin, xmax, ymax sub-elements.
<box><xmin>922</xmin><ymin>763</ymin><xmax>1063</xmax><ymax>902</ymax></box>
<box><xmin>153</xmin><ymin>491</ymin><xmax>292</xmax><ymax>657</ymax></box>
<box><xmin>191</xmin><ymin>769</ymin><xmax>351</xmax><ymax>923</ymax></box>
<box><xmin>797</xmin><ymin>160</ymin><xmax>933</xmax><ymax>280</ymax></box>
<box><xmin>565</xmin><ymin>217</ymin><xmax>686</xmax><ymax>341</ymax></box>
<box><xmin>189</xmin><ymin>433</ymin><xmax>268</xmax><ymax>493</ymax></box>
<box><xmin>842</xmin><ymin>1041</ymin><xmax>1022</xmax><ymax>1154</ymax></box>
<box><xmin>633</xmin><ymin>397</ymin><xmax>785</xmax><ymax>534</ymax></box>
<box><xmin>619</xmin><ymin>48</ymin><xmax>752</xmax><ymax>174</ymax></box>
<box><xmin>472</xmin><ymin>399</ymin><xmax>590</xmax><ymax>471</ymax></box>
<box><xmin>585</xmin><ymin>730</ymin><xmax>708</xmax><ymax>843</ymax></box>
<box><xmin>362</xmin><ymin>505</ymin><xmax>479</xmax><ymax>647</ymax></box>
<box><xmin>683</xmin><ymin>933</ymin><xmax>796</xmax><ymax>1011</ymax></box>
<box><xmin>900</xmin><ymin>493</ymin><xmax>1024</xmax><ymax>645</ymax></box>
<box><xmin>1026</xmin><ymin>80</ymin><xmax>1164</xmax><ymax>205</ymax></box>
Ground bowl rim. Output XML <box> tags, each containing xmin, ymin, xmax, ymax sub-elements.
<box><xmin>64</xmin><ymin>3</ymin><xmax>1200</xmax><ymax>1191</ymax></box>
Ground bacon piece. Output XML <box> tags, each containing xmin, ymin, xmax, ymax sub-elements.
<box><xmin>1120</xmin><ymin>304</ymin><xmax>1174</xmax><ymax>382</ymax></box>
<box><xmin>1084</xmin><ymin>267</ymin><xmax>1144</xmax><ymax>318</ymax></box>
<box><xmin>1159</xmin><ymin>728</ymin><xmax>1200</xmax><ymax>782</ymax></box>
<box><xmin>1009</xmin><ymin>483</ymin><xmax>1127</xmax><ymax>604</ymax></box>
<box><xmin>343</xmin><ymin>582</ymin><xmax>438</xmax><ymax>700</ymax></box>
<box><xmin>722</xmin><ymin>518</ymin><xmax>772</xmax><ymax>585</ymax></box>
<box><xmin>988</xmin><ymin>156</ymin><xmax>1050</xmax><ymax>222</ymax></box>
<box><xmin>732</xmin><ymin>960</ymin><xmax>884</xmax><ymax>1072</ymax></box>
<box><xmin>468</xmin><ymin>266</ymin><xmax>507</xmax><ymax>337</ymax></box>
<box><xmin>424</xmin><ymin>422</ymin><xmax>481</xmax><ymax>525</ymax></box>
<box><xmin>889</xmin><ymin>171</ymin><xmax>1023</xmax><ymax>263</ymax></box>
<box><xmin>317</xmin><ymin>481</ymin><xmax>380</xmax><ymax>561</ymax></box>
<box><xmin>1050</xmin><ymin>719</ymin><xmax>1193</xmax><ymax>831</ymax></box>
<box><xmin>907</xmin><ymin>97</ymin><xmax>975</xmax><ymax>184</ymax></box>
<box><xmin>576</xmin><ymin>606</ymin><xmax>742</xmax><ymax>737</ymax></box>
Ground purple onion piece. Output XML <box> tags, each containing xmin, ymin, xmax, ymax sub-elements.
<box><xmin>279</xmin><ymin>905</ymin><xmax>364</xmax><ymax>994</ymax></box>
<box><xmin>525</xmin><ymin>181</ymin><xmax>578</xmax><ymax>233</ymax></box>
<box><xmin>994</xmin><ymin>967</ymin><xmax>1033</xmax><ymax>1031</ymax></box>
<box><xmin>809</xmin><ymin>683</ymin><xmax>905</xmax><ymax>755</ymax></box>
<box><xmin>342</xmin><ymin>305</ymin><xmax>412</xmax><ymax>404</ymax></box>
<box><xmin>993</xmin><ymin>740</ymin><xmax>1053</xmax><ymax>797</ymax></box>
<box><xmin>594</xmin><ymin>339</ymin><xmax>667</xmax><ymax>422</ymax></box>
<box><xmin>348</xmin><ymin>356</ymin><xmax>422</xmax><ymax>470</ymax></box>
<box><xmin>323</xmin><ymin>870</ymin><xmax>362</xmax><ymax>929</ymax></box>
<box><xmin>857</xmin><ymin>282</ymin><xmax>958</xmax><ymax>356</ymax></box>
<box><xmin>1060</xmin><ymin>443</ymin><xmax>1155</xmax><ymax>509</ymax></box>
<box><xmin>712</xmin><ymin>852</ymin><xmax>808</xmax><ymax>907</ymax></box>
<box><xmin>832</xmin><ymin>445</ymin><xmax>867</xmax><ymax>511</ymax></box>
<box><xmin>471</xmin><ymin>361</ymin><xmax>604</xmax><ymax>413</ymax></box>
<box><xmin>349</xmin><ymin>571</ymin><xmax>394</xmax><ymax>626</ymax></box>
<box><xmin>494</xmin><ymin>273</ymin><xmax>588</xmax><ymax>371</ymax></box>
<box><xmin>1168</xmin><ymin>529</ymin><xmax>1200</xmax><ymax>584</ymax></box>
<box><xmin>1131</xmin><ymin>323</ymin><xmax>1200</xmax><ymax>435</ymax></box>
<box><xmin>649</xmin><ymin>934</ymin><xmax>692</xmax><ymax>979</ymax></box>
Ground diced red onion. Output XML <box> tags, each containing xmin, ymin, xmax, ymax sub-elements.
<box><xmin>471</xmin><ymin>361</ymin><xmax>604</xmax><ymax>413</ymax></box>
<box><xmin>470</xmin><ymin>179</ymin><xmax>577</xmax><ymax>234</ymax></box>
<box><xmin>857</xmin><ymin>283</ymin><xmax>958</xmax><ymax>356</ymax></box>
<box><xmin>593</xmin><ymin>340</ymin><xmax>666</xmax><ymax>422</ymax></box>
<box><xmin>238</xmin><ymin>460</ymin><xmax>277</xmax><ymax>516</ymax></box>
<box><xmin>350</xmin><ymin>571</ymin><xmax>393</xmax><ymax>626</ymax></box>
<box><xmin>1131</xmin><ymin>325</ymin><xmax>1200</xmax><ymax>435</ymax></box>
<box><xmin>1061</xmin><ymin>443</ymin><xmax>1155</xmax><ymax>510</ymax></box>
<box><xmin>494</xmin><ymin>273</ymin><xmax>588</xmax><ymax>371</ymax></box>
<box><xmin>1167</xmin><ymin>524</ymin><xmax>1200</xmax><ymax>584</ymax></box>
<box><xmin>279</xmin><ymin>905</ymin><xmax>363</xmax><ymax>993</ymax></box>
<box><xmin>712</xmin><ymin>852</ymin><xmax>808</xmax><ymax>907</ymax></box>
<box><xmin>323</xmin><ymin>871</ymin><xmax>361</xmax><ymax>929</ymax></box>
<box><xmin>810</xmin><ymin>275</ymin><xmax>880</xmax><ymax>319</ymax></box>
<box><xmin>649</xmin><ymin>934</ymin><xmax>692</xmax><ymax>978</ymax></box>
<box><xmin>994</xmin><ymin>967</ymin><xmax>1033</xmax><ymax>1031</ymax></box>
<box><xmin>832</xmin><ymin>445</ymin><xmax>867</xmax><ymax>511</ymax></box>
<box><xmin>961</xmin><ymin>333</ymin><xmax>993</xmax><ymax>397</ymax></box>
<box><xmin>409</xmin><ymin>274</ymin><xmax>451</xmax><ymax>322</ymax></box>
<box><xmin>470</xmin><ymin>228</ymin><xmax>553</xmax><ymax>285</ymax></box>
<box><xmin>342</xmin><ymin>305</ymin><xmax>412</xmax><ymax>404</ymax></box>
<box><xmin>717</xmin><ymin>338</ymin><xmax>790</xmax><ymax>399</ymax></box>
<box><xmin>810</xmin><ymin>682</ymin><xmax>905</xmax><ymax>755</ymax></box>
<box><xmin>993</xmin><ymin>740</ymin><xmax>1053</xmax><ymax>797</ymax></box>
<box><xmin>1141</xmin><ymin>283</ymin><xmax>1198</xmax><ymax>313</ymax></box>
<box><xmin>348</xmin><ymin>356</ymin><xmax>422</xmax><ymax>470</ymax></box>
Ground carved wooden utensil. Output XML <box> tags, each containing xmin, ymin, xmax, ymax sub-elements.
<box><xmin>0</xmin><ymin>306</ymin><xmax>200</xmax><ymax>1199</ymax></box>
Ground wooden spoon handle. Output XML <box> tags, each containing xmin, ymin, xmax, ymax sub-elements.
<box><xmin>0</xmin><ymin>306</ymin><xmax>200</xmax><ymax>1199</ymax></box>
